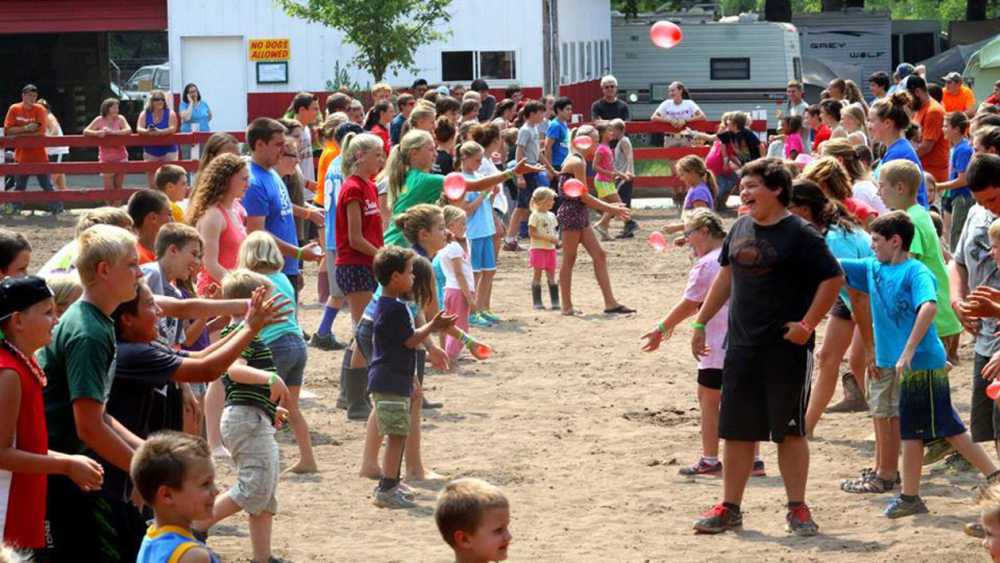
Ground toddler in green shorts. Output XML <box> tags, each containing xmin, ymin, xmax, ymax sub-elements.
<box><xmin>368</xmin><ymin>246</ymin><xmax>455</xmax><ymax>509</ymax></box>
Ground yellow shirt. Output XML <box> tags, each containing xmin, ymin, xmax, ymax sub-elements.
<box><xmin>528</xmin><ymin>211</ymin><xmax>558</xmax><ymax>250</ymax></box>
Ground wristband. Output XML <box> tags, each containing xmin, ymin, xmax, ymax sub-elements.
<box><xmin>268</xmin><ymin>372</ymin><xmax>279</xmax><ymax>386</ymax></box>
<box><xmin>503</xmin><ymin>170</ymin><xmax>515</xmax><ymax>181</ymax></box>
<box><xmin>460</xmin><ymin>332</ymin><xmax>475</xmax><ymax>350</ymax></box>
<box><xmin>690</xmin><ymin>321</ymin><xmax>706</xmax><ymax>331</ymax></box>
<box><xmin>296</xmin><ymin>247</ymin><xmax>304</xmax><ymax>260</ymax></box>
<box><xmin>798</xmin><ymin>320</ymin><xmax>814</xmax><ymax>334</ymax></box>
<box><xmin>657</xmin><ymin>321</ymin><xmax>669</xmax><ymax>335</ymax></box>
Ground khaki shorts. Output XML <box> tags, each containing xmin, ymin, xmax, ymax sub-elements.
<box><xmin>867</xmin><ymin>368</ymin><xmax>901</xmax><ymax>418</ymax></box>
<box><xmin>371</xmin><ymin>392</ymin><xmax>410</xmax><ymax>436</ymax></box>
<box><xmin>220</xmin><ymin>405</ymin><xmax>279</xmax><ymax>515</ymax></box>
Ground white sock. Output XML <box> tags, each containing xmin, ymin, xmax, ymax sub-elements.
<box><xmin>702</xmin><ymin>455</ymin><xmax>719</xmax><ymax>464</ymax></box>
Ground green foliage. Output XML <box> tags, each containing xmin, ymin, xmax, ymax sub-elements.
<box><xmin>325</xmin><ymin>60</ymin><xmax>367</xmax><ymax>92</ymax></box>
<box><xmin>275</xmin><ymin>0</ymin><xmax>453</xmax><ymax>82</ymax></box>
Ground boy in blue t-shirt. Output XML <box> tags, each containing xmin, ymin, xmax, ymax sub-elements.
<box><xmin>369</xmin><ymin>246</ymin><xmax>455</xmax><ymax>509</ymax></box>
<box><xmin>840</xmin><ymin>211</ymin><xmax>999</xmax><ymax>518</ymax></box>
<box><xmin>543</xmin><ymin>97</ymin><xmax>573</xmax><ymax>173</ymax></box>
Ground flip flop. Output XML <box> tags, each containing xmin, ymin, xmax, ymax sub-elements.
<box><xmin>604</xmin><ymin>305</ymin><xmax>636</xmax><ymax>315</ymax></box>
<box><xmin>561</xmin><ymin>308</ymin><xmax>584</xmax><ymax>317</ymax></box>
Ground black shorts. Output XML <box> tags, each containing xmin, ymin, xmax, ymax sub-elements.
<box><xmin>698</xmin><ymin>368</ymin><xmax>723</xmax><ymax>390</ymax></box>
<box><xmin>44</xmin><ymin>475</ymin><xmax>146</xmax><ymax>562</ymax></box>
<box><xmin>971</xmin><ymin>353</ymin><xmax>1000</xmax><ymax>442</ymax></box>
<box><xmin>831</xmin><ymin>297</ymin><xmax>852</xmax><ymax>321</ymax></box>
<box><xmin>516</xmin><ymin>172</ymin><xmax>540</xmax><ymax>209</ymax></box>
<box><xmin>719</xmin><ymin>342</ymin><xmax>813</xmax><ymax>443</ymax></box>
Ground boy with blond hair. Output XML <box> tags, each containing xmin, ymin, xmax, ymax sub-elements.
<box><xmin>38</xmin><ymin>224</ymin><xmax>145</xmax><ymax>560</ymax></box>
<box><xmin>435</xmin><ymin>478</ymin><xmax>512</xmax><ymax>563</ymax></box>
<box><xmin>154</xmin><ymin>164</ymin><xmax>189</xmax><ymax>223</ymax></box>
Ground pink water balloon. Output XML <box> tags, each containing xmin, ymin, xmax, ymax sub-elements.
<box><xmin>562</xmin><ymin>178</ymin><xmax>586</xmax><ymax>198</ymax></box>
<box><xmin>988</xmin><ymin>380</ymin><xmax>1000</xmax><ymax>400</ymax></box>
<box><xmin>443</xmin><ymin>172</ymin><xmax>467</xmax><ymax>200</ymax></box>
<box><xmin>572</xmin><ymin>135</ymin><xmax>594</xmax><ymax>151</ymax></box>
<box><xmin>648</xmin><ymin>231</ymin><xmax>668</xmax><ymax>252</ymax></box>
<box><xmin>471</xmin><ymin>342</ymin><xmax>493</xmax><ymax>360</ymax></box>
<box><xmin>650</xmin><ymin>21</ymin><xmax>683</xmax><ymax>49</ymax></box>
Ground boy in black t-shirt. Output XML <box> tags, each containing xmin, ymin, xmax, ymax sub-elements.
<box><xmin>369</xmin><ymin>247</ymin><xmax>454</xmax><ymax>509</ymax></box>
<box><xmin>690</xmin><ymin>158</ymin><xmax>843</xmax><ymax>537</ymax></box>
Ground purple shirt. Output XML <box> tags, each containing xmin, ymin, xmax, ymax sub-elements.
<box><xmin>683</xmin><ymin>182</ymin><xmax>714</xmax><ymax>212</ymax></box>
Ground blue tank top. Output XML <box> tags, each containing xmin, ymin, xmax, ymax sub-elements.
<box><xmin>136</xmin><ymin>525</ymin><xmax>220</xmax><ymax>563</ymax></box>
<box><xmin>145</xmin><ymin>108</ymin><xmax>179</xmax><ymax>156</ymax></box>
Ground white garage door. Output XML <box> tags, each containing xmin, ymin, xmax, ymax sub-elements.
<box><xmin>181</xmin><ymin>36</ymin><xmax>247</xmax><ymax>133</ymax></box>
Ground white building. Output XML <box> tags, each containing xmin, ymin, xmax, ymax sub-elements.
<box><xmin>167</xmin><ymin>0</ymin><xmax>612</xmax><ymax>132</ymax></box>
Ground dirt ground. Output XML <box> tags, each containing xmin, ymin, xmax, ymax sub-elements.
<box><xmin>7</xmin><ymin>208</ymin><xmax>993</xmax><ymax>562</ymax></box>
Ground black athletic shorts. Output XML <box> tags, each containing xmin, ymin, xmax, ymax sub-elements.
<box><xmin>719</xmin><ymin>342</ymin><xmax>813</xmax><ymax>443</ymax></box>
<box><xmin>697</xmin><ymin>368</ymin><xmax>723</xmax><ymax>390</ymax></box>
<box><xmin>43</xmin><ymin>475</ymin><xmax>146</xmax><ymax>562</ymax></box>
<box><xmin>971</xmin><ymin>353</ymin><xmax>1000</xmax><ymax>442</ymax></box>
<box><xmin>830</xmin><ymin>296</ymin><xmax>852</xmax><ymax>321</ymax></box>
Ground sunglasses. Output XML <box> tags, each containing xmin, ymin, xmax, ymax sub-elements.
<box><xmin>602</xmin><ymin>85</ymin><xmax>617</xmax><ymax>89</ymax></box>
<box><xmin>151</xmin><ymin>97</ymin><xmax>165</xmax><ymax>102</ymax></box>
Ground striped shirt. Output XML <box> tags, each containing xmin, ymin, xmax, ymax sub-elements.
<box><xmin>220</xmin><ymin>323</ymin><xmax>278</xmax><ymax>422</ymax></box>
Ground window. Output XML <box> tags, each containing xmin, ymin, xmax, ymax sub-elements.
<box><xmin>578</xmin><ymin>42</ymin><xmax>584</xmax><ymax>80</ymax></box>
<box><xmin>480</xmin><ymin>51</ymin><xmax>515</xmax><ymax>80</ymax></box>
<box><xmin>586</xmin><ymin>42</ymin><xmax>593</xmax><ymax>79</ymax></box>
<box><xmin>793</xmin><ymin>57</ymin><xmax>801</xmax><ymax>81</ymax></box>
<box><xmin>126</xmin><ymin>68</ymin><xmax>153</xmax><ymax>90</ymax></box>
<box><xmin>442</xmin><ymin>51</ymin><xmax>474</xmax><ymax>81</ymax></box>
<box><xmin>441</xmin><ymin>50</ymin><xmax>516</xmax><ymax>82</ymax></box>
<box><xmin>710</xmin><ymin>58</ymin><xmax>750</xmax><ymax>80</ymax></box>
<box><xmin>561</xmin><ymin>42</ymin><xmax>568</xmax><ymax>81</ymax></box>
<box><xmin>154</xmin><ymin>68</ymin><xmax>170</xmax><ymax>90</ymax></box>
<box><xmin>569</xmin><ymin>42</ymin><xmax>576</xmax><ymax>82</ymax></box>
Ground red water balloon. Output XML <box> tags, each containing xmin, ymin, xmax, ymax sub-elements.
<box><xmin>562</xmin><ymin>178</ymin><xmax>586</xmax><ymax>198</ymax></box>
<box><xmin>443</xmin><ymin>172</ymin><xmax>467</xmax><ymax>200</ymax></box>
<box><xmin>472</xmin><ymin>343</ymin><xmax>493</xmax><ymax>360</ymax></box>
<box><xmin>648</xmin><ymin>231</ymin><xmax>668</xmax><ymax>252</ymax></box>
<box><xmin>988</xmin><ymin>380</ymin><xmax>1000</xmax><ymax>400</ymax></box>
<box><xmin>650</xmin><ymin>21</ymin><xmax>683</xmax><ymax>49</ymax></box>
<box><xmin>572</xmin><ymin>135</ymin><xmax>594</xmax><ymax>151</ymax></box>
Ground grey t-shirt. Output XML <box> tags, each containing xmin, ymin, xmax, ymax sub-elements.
<box><xmin>954</xmin><ymin>204</ymin><xmax>1000</xmax><ymax>357</ymax></box>
<box><xmin>517</xmin><ymin>123</ymin><xmax>541</xmax><ymax>164</ymax></box>
<box><xmin>141</xmin><ymin>262</ymin><xmax>185</xmax><ymax>347</ymax></box>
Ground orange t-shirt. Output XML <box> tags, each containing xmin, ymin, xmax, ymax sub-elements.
<box><xmin>3</xmin><ymin>103</ymin><xmax>48</xmax><ymax>163</ymax></box>
<box><xmin>314</xmin><ymin>141</ymin><xmax>340</xmax><ymax>207</ymax></box>
<box><xmin>137</xmin><ymin>243</ymin><xmax>157</xmax><ymax>265</ymax></box>
<box><xmin>941</xmin><ymin>85</ymin><xmax>976</xmax><ymax>114</ymax></box>
<box><xmin>915</xmin><ymin>99</ymin><xmax>950</xmax><ymax>182</ymax></box>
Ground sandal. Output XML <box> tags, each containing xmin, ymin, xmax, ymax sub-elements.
<box><xmin>840</xmin><ymin>473</ymin><xmax>894</xmax><ymax>494</ymax></box>
<box><xmin>604</xmin><ymin>304</ymin><xmax>636</xmax><ymax>315</ymax></box>
<box><xmin>561</xmin><ymin>308</ymin><xmax>584</xmax><ymax>317</ymax></box>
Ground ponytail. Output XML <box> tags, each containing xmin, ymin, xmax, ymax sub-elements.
<box><xmin>384</xmin><ymin>130</ymin><xmax>434</xmax><ymax>207</ymax></box>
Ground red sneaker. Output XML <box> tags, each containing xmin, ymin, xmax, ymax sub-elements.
<box><xmin>693</xmin><ymin>503</ymin><xmax>743</xmax><ymax>534</ymax></box>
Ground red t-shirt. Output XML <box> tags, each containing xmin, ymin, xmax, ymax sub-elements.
<box><xmin>0</xmin><ymin>346</ymin><xmax>49</xmax><ymax>549</ymax></box>
<box><xmin>3</xmin><ymin>103</ymin><xmax>48</xmax><ymax>163</ymax></box>
<box><xmin>137</xmin><ymin>243</ymin><xmax>157</xmax><ymax>265</ymax></box>
<box><xmin>844</xmin><ymin>197</ymin><xmax>878</xmax><ymax>223</ymax></box>
<box><xmin>371</xmin><ymin>124</ymin><xmax>391</xmax><ymax>156</ymax></box>
<box><xmin>812</xmin><ymin>124</ymin><xmax>831</xmax><ymax>151</ymax></box>
<box><xmin>335</xmin><ymin>175</ymin><xmax>383</xmax><ymax>267</ymax></box>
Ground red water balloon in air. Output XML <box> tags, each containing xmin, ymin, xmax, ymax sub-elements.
<box><xmin>562</xmin><ymin>178</ymin><xmax>586</xmax><ymax>198</ymax></box>
<box><xmin>650</xmin><ymin>21</ymin><xmax>683</xmax><ymax>49</ymax></box>
<box><xmin>443</xmin><ymin>172</ymin><xmax>467</xmax><ymax>200</ymax></box>
<box><xmin>648</xmin><ymin>231</ymin><xmax>668</xmax><ymax>252</ymax></box>
<box><xmin>572</xmin><ymin>135</ymin><xmax>594</xmax><ymax>151</ymax></box>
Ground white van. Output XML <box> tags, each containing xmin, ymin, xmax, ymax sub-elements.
<box><xmin>123</xmin><ymin>63</ymin><xmax>171</xmax><ymax>103</ymax></box>
<box><xmin>612</xmin><ymin>14</ymin><xmax>802</xmax><ymax>128</ymax></box>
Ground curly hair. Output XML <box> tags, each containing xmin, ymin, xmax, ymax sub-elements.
<box><xmin>185</xmin><ymin>153</ymin><xmax>246</xmax><ymax>227</ymax></box>
<box><xmin>801</xmin><ymin>156</ymin><xmax>853</xmax><ymax>201</ymax></box>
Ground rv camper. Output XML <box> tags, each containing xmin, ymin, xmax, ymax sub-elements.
<box><xmin>611</xmin><ymin>13</ymin><xmax>801</xmax><ymax>128</ymax></box>
<box><xmin>792</xmin><ymin>10</ymin><xmax>892</xmax><ymax>99</ymax></box>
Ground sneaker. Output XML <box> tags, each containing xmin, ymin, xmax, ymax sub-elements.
<box><xmin>469</xmin><ymin>313</ymin><xmax>495</xmax><ymax>328</ymax></box>
<box><xmin>884</xmin><ymin>495</ymin><xmax>929</xmax><ymax>519</ymax></box>
<box><xmin>923</xmin><ymin>438</ymin><xmax>955</xmax><ymax>465</ymax></box>
<box><xmin>693</xmin><ymin>503</ymin><xmax>742</xmax><ymax>534</ymax></box>
<box><xmin>309</xmin><ymin>332</ymin><xmax>346</xmax><ymax>351</ymax></box>
<box><xmin>502</xmin><ymin>240</ymin><xmax>522</xmax><ymax>252</ymax></box>
<box><xmin>678</xmin><ymin>458</ymin><xmax>722</xmax><ymax>477</ymax></box>
<box><xmin>751</xmin><ymin>460</ymin><xmax>766</xmax><ymax>477</ymax></box>
<box><xmin>965</xmin><ymin>521</ymin><xmax>986</xmax><ymax>538</ymax></box>
<box><xmin>373</xmin><ymin>485</ymin><xmax>417</xmax><ymax>509</ymax></box>
<box><xmin>594</xmin><ymin>224</ymin><xmax>612</xmax><ymax>241</ymax></box>
<box><xmin>397</xmin><ymin>482</ymin><xmax>417</xmax><ymax>500</ymax></box>
<box><xmin>480</xmin><ymin>310</ymin><xmax>501</xmax><ymax>323</ymax></box>
<box><xmin>785</xmin><ymin>504</ymin><xmax>819</xmax><ymax>536</ymax></box>
<box><xmin>943</xmin><ymin>451</ymin><xmax>975</xmax><ymax>473</ymax></box>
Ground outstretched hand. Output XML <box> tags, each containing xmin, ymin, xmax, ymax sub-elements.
<box><xmin>246</xmin><ymin>287</ymin><xmax>291</xmax><ymax>331</ymax></box>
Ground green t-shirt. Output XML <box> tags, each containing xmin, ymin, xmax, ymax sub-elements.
<box><xmin>382</xmin><ymin>169</ymin><xmax>445</xmax><ymax>247</ymax></box>
<box><xmin>37</xmin><ymin>300</ymin><xmax>117</xmax><ymax>455</ymax></box>
<box><xmin>906</xmin><ymin>204</ymin><xmax>962</xmax><ymax>337</ymax></box>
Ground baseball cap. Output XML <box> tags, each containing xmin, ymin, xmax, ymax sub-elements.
<box><xmin>435</xmin><ymin>85</ymin><xmax>451</xmax><ymax>96</ymax></box>
<box><xmin>21</xmin><ymin>84</ymin><xmax>38</xmax><ymax>93</ymax></box>
<box><xmin>944</xmin><ymin>72</ymin><xmax>963</xmax><ymax>83</ymax></box>
<box><xmin>0</xmin><ymin>276</ymin><xmax>52</xmax><ymax>323</ymax></box>
<box><xmin>895</xmin><ymin>63</ymin><xmax>915</xmax><ymax>79</ymax></box>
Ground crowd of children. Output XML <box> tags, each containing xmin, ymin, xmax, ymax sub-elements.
<box><xmin>10</xmin><ymin>72</ymin><xmax>1000</xmax><ymax>561</ymax></box>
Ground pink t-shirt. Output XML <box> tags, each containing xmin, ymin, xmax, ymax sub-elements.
<box><xmin>784</xmin><ymin>132</ymin><xmax>804</xmax><ymax>159</ymax></box>
<box><xmin>683</xmin><ymin>247</ymin><xmax>728</xmax><ymax>370</ymax></box>
<box><xmin>595</xmin><ymin>143</ymin><xmax>614</xmax><ymax>182</ymax></box>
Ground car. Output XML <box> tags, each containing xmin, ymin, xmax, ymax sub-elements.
<box><xmin>123</xmin><ymin>63</ymin><xmax>170</xmax><ymax>103</ymax></box>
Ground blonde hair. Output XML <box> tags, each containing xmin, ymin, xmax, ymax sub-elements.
<box><xmin>407</xmin><ymin>102</ymin><xmax>436</xmax><ymax>131</ymax></box>
<box><xmin>609</xmin><ymin>118</ymin><xmax>626</xmax><ymax>133</ymax></box>
<box><xmin>530</xmin><ymin>187</ymin><xmax>557</xmax><ymax>211</ymax></box>
<box><xmin>221</xmin><ymin>268</ymin><xmax>273</xmax><ymax>300</ymax></box>
<box><xmin>385</xmin><ymin>130</ymin><xmax>435</xmax><ymax>206</ymax></box>
<box><xmin>75</xmin><ymin>225</ymin><xmax>136</xmax><ymax>285</ymax></box>
<box><xmin>684</xmin><ymin>208</ymin><xmax>726</xmax><ymax>239</ymax></box>
<box><xmin>435</xmin><ymin>478</ymin><xmax>509</xmax><ymax>548</ymax></box>
<box><xmin>372</xmin><ymin>82</ymin><xmax>392</xmax><ymax>96</ymax></box>
<box><xmin>880</xmin><ymin>159</ymin><xmax>923</xmax><ymax>197</ymax></box>
<box><xmin>842</xmin><ymin>103</ymin><xmax>870</xmax><ymax>139</ymax></box>
<box><xmin>463</xmin><ymin>90</ymin><xmax>481</xmax><ymax>103</ymax></box>
<box><xmin>46</xmin><ymin>272</ymin><xmax>83</xmax><ymax>310</ymax></box>
<box><xmin>801</xmin><ymin>156</ymin><xmax>853</xmax><ymax>201</ymax></box>
<box><xmin>340</xmin><ymin>132</ymin><xmax>384</xmax><ymax>178</ymax></box>
<box><xmin>238</xmin><ymin>231</ymin><xmax>284</xmax><ymax>274</ymax></box>
<box><xmin>394</xmin><ymin>203</ymin><xmax>444</xmax><ymax>246</ymax></box>
<box><xmin>186</xmin><ymin>153</ymin><xmax>247</xmax><ymax>227</ymax></box>
<box><xmin>676</xmin><ymin>155</ymin><xmax>718</xmax><ymax>202</ymax></box>
<box><xmin>442</xmin><ymin>205</ymin><xmax>467</xmax><ymax>227</ymax></box>
<box><xmin>75</xmin><ymin>206</ymin><xmax>133</xmax><ymax>237</ymax></box>
<box><xmin>322</xmin><ymin>112</ymin><xmax>350</xmax><ymax>140</ymax></box>
<box><xmin>456</xmin><ymin>140</ymin><xmax>484</xmax><ymax>166</ymax></box>
<box><xmin>821</xmin><ymin>139</ymin><xmax>865</xmax><ymax>182</ymax></box>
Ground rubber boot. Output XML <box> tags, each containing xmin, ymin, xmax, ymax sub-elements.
<box><xmin>548</xmin><ymin>284</ymin><xmax>560</xmax><ymax>310</ymax></box>
<box><xmin>335</xmin><ymin>348</ymin><xmax>351</xmax><ymax>410</ymax></box>
<box><xmin>417</xmin><ymin>349</ymin><xmax>442</xmax><ymax>410</ymax></box>
<box><xmin>532</xmin><ymin>284</ymin><xmax>544</xmax><ymax>310</ymax></box>
<box><xmin>345</xmin><ymin>366</ymin><xmax>371</xmax><ymax>421</ymax></box>
<box><xmin>826</xmin><ymin>372</ymin><xmax>867</xmax><ymax>413</ymax></box>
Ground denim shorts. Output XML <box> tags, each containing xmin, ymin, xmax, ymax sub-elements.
<box><xmin>469</xmin><ymin>236</ymin><xmax>496</xmax><ymax>272</ymax></box>
<box><xmin>221</xmin><ymin>405</ymin><xmax>279</xmax><ymax>515</ymax></box>
<box><xmin>267</xmin><ymin>332</ymin><xmax>307</xmax><ymax>387</ymax></box>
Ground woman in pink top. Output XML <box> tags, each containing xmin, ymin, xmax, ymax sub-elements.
<box><xmin>83</xmin><ymin>98</ymin><xmax>132</xmax><ymax>191</ymax></box>
<box><xmin>186</xmin><ymin>153</ymin><xmax>249</xmax><ymax>295</ymax></box>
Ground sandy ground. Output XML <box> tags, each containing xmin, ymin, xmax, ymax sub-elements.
<box><xmin>7</xmin><ymin>208</ymin><xmax>993</xmax><ymax>562</ymax></box>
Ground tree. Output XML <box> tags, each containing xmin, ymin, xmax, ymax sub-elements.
<box><xmin>275</xmin><ymin>0</ymin><xmax>453</xmax><ymax>82</ymax></box>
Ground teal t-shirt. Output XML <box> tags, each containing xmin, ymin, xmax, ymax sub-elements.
<box><xmin>258</xmin><ymin>272</ymin><xmax>300</xmax><ymax>344</ymax></box>
<box><xmin>38</xmin><ymin>301</ymin><xmax>117</xmax><ymax>455</ymax></box>
<box><xmin>383</xmin><ymin>169</ymin><xmax>445</xmax><ymax>247</ymax></box>
<box><xmin>824</xmin><ymin>225</ymin><xmax>872</xmax><ymax>310</ymax></box>
<box><xmin>906</xmin><ymin>204</ymin><xmax>962</xmax><ymax>337</ymax></box>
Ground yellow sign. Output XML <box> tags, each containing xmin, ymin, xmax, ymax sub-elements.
<box><xmin>249</xmin><ymin>38</ymin><xmax>290</xmax><ymax>61</ymax></box>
